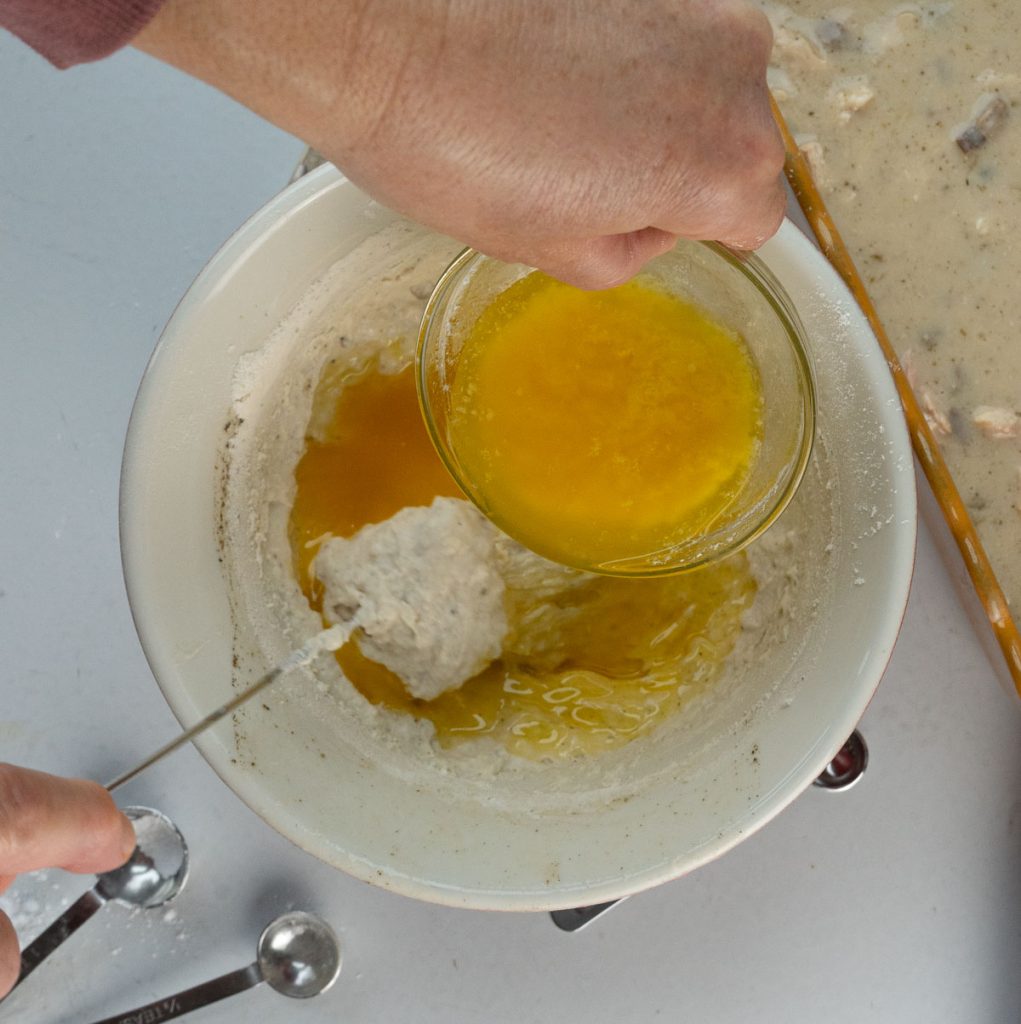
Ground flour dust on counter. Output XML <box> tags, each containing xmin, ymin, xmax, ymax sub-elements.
<box><xmin>761</xmin><ymin>0</ymin><xmax>1021</xmax><ymax>618</ymax></box>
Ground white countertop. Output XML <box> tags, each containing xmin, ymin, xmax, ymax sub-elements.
<box><xmin>1</xmin><ymin>33</ymin><xmax>1019</xmax><ymax>1024</ymax></box>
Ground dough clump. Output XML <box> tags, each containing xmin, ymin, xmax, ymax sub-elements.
<box><xmin>314</xmin><ymin>497</ymin><xmax>508</xmax><ymax>700</ymax></box>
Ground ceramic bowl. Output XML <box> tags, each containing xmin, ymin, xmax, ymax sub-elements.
<box><xmin>120</xmin><ymin>166</ymin><xmax>915</xmax><ymax>911</ymax></box>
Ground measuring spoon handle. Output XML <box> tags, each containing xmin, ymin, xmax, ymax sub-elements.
<box><xmin>14</xmin><ymin>887</ymin><xmax>105</xmax><ymax>989</ymax></box>
<box><xmin>84</xmin><ymin>962</ymin><xmax>263</xmax><ymax>1024</ymax></box>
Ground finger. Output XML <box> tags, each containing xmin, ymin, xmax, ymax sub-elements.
<box><xmin>702</xmin><ymin>82</ymin><xmax>787</xmax><ymax>250</ymax></box>
<box><xmin>0</xmin><ymin>875</ymin><xmax>14</xmax><ymax>895</ymax></box>
<box><xmin>526</xmin><ymin>227</ymin><xmax>679</xmax><ymax>290</ymax></box>
<box><xmin>651</xmin><ymin>80</ymin><xmax>787</xmax><ymax>250</ymax></box>
<box><xmin>0</xmin><ymin>764</ymin><xmax>136</xmax><ymax>877</ymax></box>
<box><xmin>713</xmin><ymin>171</ymin><xmax>788</xmax><ymax>252</ymax></box>
<box><xmin>0</xmin><ymin>911</ymin><xmax>17</xmax><ymax>999</ymax></box>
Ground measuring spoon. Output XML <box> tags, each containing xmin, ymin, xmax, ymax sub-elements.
<box><xmin>84</xmin><ymin>911</ymin><xmax>342</xmax><ymax>1023</ymax></box>
<box><xmin>11</xmin><ymin>806</ymin><xmax>188</xmax><ymax>991</ymax></box>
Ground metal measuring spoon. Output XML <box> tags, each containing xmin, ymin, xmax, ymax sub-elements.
<box><xmin>12</xmin><ymin>806</ymin><xmax>189</xmax><ymax>990</ymax></box>
<box><xmin>85</xmin><ymin>912</ymin><xmax>342</xmax><ymax>1024</ymax></box>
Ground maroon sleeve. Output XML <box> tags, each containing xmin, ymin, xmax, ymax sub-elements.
<box><xmin>0</xmin><ymin>0</ymin><xmax>167</xmax><ymax>68</ymax></box>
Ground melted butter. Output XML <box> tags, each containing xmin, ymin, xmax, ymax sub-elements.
<box><xmin>289</xmin><ymin>358</ymin><xmax>757</xmax><ymax>760</ymax></box>
<box><xmin>289</xmin><ymin>356</ymin><xmax>462</xmax><ymax>595</ymax></box>
<box><xmin>448</xmin><ymin>273</ymin><xmax>764</xmax><ymax>570</ymax></box>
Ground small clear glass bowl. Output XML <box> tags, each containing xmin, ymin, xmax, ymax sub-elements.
<box><xmin>417</xmin><ymin>239</ymin><xmax>816</xmax><ymax>576</ymax></box>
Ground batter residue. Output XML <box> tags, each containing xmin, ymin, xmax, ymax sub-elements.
<box><xmin>762</xmin><ymin>0</ymin><xmax>1020</xmax><ymax>626</ymax></box>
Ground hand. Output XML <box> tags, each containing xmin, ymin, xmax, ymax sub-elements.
<box><xmin>0</xmin><ymin>764</ymin><xmax>135</xmax><ymax>997</ymax></box>
<box><xmin>136</xmin><ymin>0</ymin><xmax>785</xmax><ymax>288</ymax></box>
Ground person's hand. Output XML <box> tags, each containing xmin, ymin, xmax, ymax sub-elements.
<box><xmin>0</xmin><ymin>764</ymin><xmax>135</xmax><ymax>997</ymax></box>
<box><xmin>135</xmin><ymin>0</ymin><xmax>785</xmax><ymax>288</ymax></box>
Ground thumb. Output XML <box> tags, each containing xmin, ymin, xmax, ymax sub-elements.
<box><xmin>0</xmin><ymin>764</ymin><xmax>136</xmax><ymax>877</ymax></box>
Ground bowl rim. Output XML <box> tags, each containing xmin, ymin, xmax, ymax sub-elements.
<box><xmin>415</xmin><ymin>242</ymin><xmax>818</xmax><ymax>576</ymax></box>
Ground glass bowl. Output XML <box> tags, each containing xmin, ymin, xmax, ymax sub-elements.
<box><xmin>417</xmin><ymin>239</ymin><xmax>816</xmax><ymax>576</ymax></box>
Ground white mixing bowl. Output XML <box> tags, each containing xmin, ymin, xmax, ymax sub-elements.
<box><xmin>120</xmin><ymin>167</ymin><xmax>916</xmax><ymax>911</ymax></box>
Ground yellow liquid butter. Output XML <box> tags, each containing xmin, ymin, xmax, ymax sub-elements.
<box><xmin>448</xmin><ymin>273</ymin><xmax>764</xmax><ymax>570</ymax></box>
<box><xmin>288</xmin><ymin>360</ymin><xmax>756</xmax><ymax>761</ymax></box>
